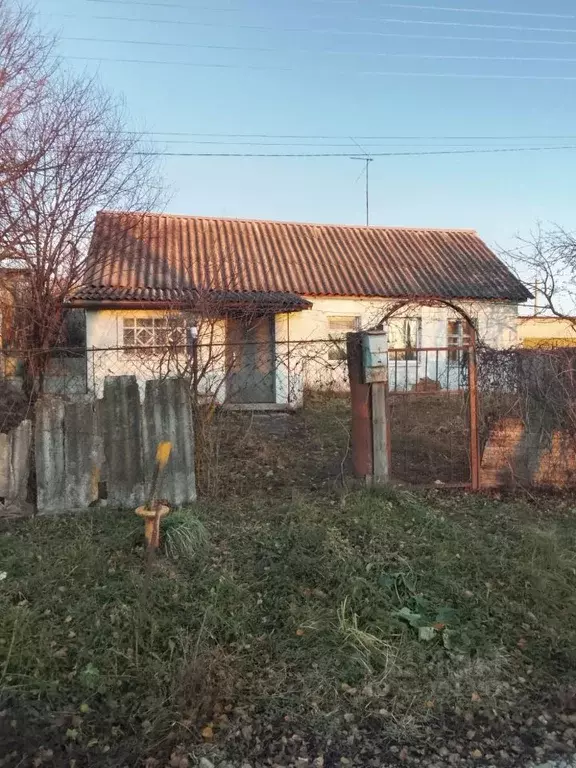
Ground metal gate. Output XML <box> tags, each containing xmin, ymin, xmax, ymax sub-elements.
<box><xmin>387</xmin><ymin>341</ymin><xmax>479</xmax><ymax>487</ymax></box>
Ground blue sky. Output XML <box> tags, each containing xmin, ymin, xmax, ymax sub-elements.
<box><xmin>38</xmin><ymin>0</ymin><xmax>576</xmax><ymax>251</ymax></box>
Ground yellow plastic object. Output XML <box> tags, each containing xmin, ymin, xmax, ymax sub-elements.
<box><xmin>135</xmin><ymin>504</ymin><xmax>170</xmax><ymax>549</ymax></box>
<box><xmin>156</xmin><ymin>441</ymin><xmax>172</xmax><ymax>469</ymax></box>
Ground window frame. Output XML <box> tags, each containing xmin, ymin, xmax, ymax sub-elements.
<box><xmin>122</xmin><ymin>315</ymin><xmax>187</xmax><ymax>355</ymax></box>
<box><xmin>327</xmin><ymin>314</ymin><xmax>361</xmax><ymax>361</ymax></box>
<box><xmin>447</xmin><ymin>318</ymin><xmax>473</xmax><ymax>364</ymax></box>
<box><xmin>387</xmin><ymin>316</ymin><xmax>422</xmax><ymax>362</ymax></box>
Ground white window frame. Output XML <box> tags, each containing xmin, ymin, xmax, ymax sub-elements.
<box><xmin>122</xmin><ymin>316</ymin><xmax>187</xmax><ymax>355</ymax></box>
<box><xmin>447</xmin><ymin>318</ymin><xmax>473</xmax><ymax>364</ymax></box>
<box><xmin>327</xmin><ymin>315</ymin><xmax>360</xmax><ymax>361</ymax></box>
<box><xmin>388</xmin><ymin>316</ymin><xmax>422</xmax><ymax>361</ymax></box>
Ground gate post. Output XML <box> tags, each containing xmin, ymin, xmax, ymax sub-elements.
<box><xmin>468</xmin><ymin>327</ymin><xmax>480</xmax><ymax>490</ymax></box>
<box><xmin>371</xmin><ymin>381</ymin><xmax>390</xmax><ymax>485</ymax></box>
<box><xmin>347</xmin><ymin>331</ymin><xmax>390</xmax><ymax>486</ymax></box>
<box><xmin>347</xmin><ymin>333</ymin><xmax>373</xmax><ymax>480</ymax></box>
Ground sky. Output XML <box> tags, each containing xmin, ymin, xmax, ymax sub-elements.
<box><xmin>37</xmin><ymin>0</ymin><xmax>576</xmax><ymax>254</ymax></box>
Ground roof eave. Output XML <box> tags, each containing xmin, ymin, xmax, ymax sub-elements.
<box><xmin>65</xmin><ymin>298</ymin><xmax>311</xmax><ymax>312</ymax></box>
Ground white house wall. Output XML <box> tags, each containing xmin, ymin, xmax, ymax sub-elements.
<box><xmin>281</xmin><ymin>297</ymin><xmax>519</xmax><ymax>396</ymax></box>
<box><xmin>85</xmin><ymin>299</ymin><xmax>519</xmax><ymax>404</ymax></box>
<box><xmin>85</xmin><ymin>309</ymin><xmax>227</xmax><ymax>399</ymax></box>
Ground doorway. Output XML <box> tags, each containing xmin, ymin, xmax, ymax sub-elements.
<box><xmin>226</xmin><ymin>316</ymin><xmax>275</xmax><ymax>404</ymax></box>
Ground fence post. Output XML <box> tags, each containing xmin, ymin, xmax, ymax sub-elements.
<box><xmin>371</xmin><ymin>381</ymin><xmax>390</xmax><ymax>484</ymax></box>
<box><xmin>468</xmin><ymin>328</ymin><xmax>480</xmax><ymax>490</ymax></box>
<box><xmin>347</xmin><ymin>332</ymin><xmax>373</xmax><ymax>481</ymax></box>
<box><xmin>347</xmin><ymin>331</ymin><xmax>390</xmax><ymax>486</ymax></box>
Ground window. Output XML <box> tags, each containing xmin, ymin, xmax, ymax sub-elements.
<box><xmin>388</xmin><ymin>317</ymin><xmax>421</xmax><ymax>361</ymax></box>
<box><xmin>123</xmin><ymin>316</ymin><xmax>186</xmax><ymax>353</ymax></box>
<box><xmin>327</xmin><ymin>315</ymin><xmax>360</xmax><ymax>360</ymax></box>
<box><xmin>447</xmin><ymin>319</ymin><xmax>472</xmax><ymax>363</ymax></box>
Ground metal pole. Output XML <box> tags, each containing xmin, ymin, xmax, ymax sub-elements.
<box><xmin>365</xmin><ymin>158</ymin><xmax>370</xmax><ymax>226</ymax></box>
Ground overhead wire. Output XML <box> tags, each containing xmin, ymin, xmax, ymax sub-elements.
<box><xmin>64</xmin><ymin>55</ymin><xmax>576</xmax><ymax>80</ymax></box>
<box><xmin>61</xmin><ymin>30</ymin><xmax>576</xmax><ymax>47</ymax></box>
<box><xmin>310</xmin><ymin>1</ymin><xmax>576</xmax><ymax>20</ymax></box>
<box><xmin>128</xmin><ymin>140</ymin><xmax>576</xmax><ymax>147</ymax></box>
<box><xmin>84</xmin><ymin>0</ymin><xmax>576</xmax><ymax>22</ymax></box>
<box><xmin>61</xmin><ymin>37</ymin><xmax>576</xmax><ymax>63</ymax></box>
<box><xmin>131</xmin><ymin>145</ymin><xmax>576</xmax><ymax>157</ymax></box>
<box><xmin>50</xmin><ymin>13</ymin><xmax>576</xmax><ymax>37</ymax></box>
<box><xmin>121</xmin><ymin>132</ymin><xmax>576</xmax><ymax>139</ymax></box>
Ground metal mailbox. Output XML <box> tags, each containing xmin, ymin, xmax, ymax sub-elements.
<box><xmin>361</xmin><ymin>329</ymin><xmax>388</xmax><ymax>384</ymax></box>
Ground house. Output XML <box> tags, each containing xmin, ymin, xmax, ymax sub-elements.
<box><xmin>69</xmin><ymin>211</ymin><xmax>531</xmax><ymax>404</ymax></box>
<box><xmin>518</xmin><ymin>315</ymin><xmax>576</xmax><ymax>348</ymax></box>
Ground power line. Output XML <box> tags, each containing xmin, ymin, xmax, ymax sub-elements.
<box><xmin>312</xmin><ymin>1</ymin><xmax>576</xmax><ymax>21</ymax></box>
<box><xmin>51</xmin><ymin>13</ymin><xmax>576</xmax><ymax>37</ymax></box>
<box><xmin>62</xmin><ymin>37</ymin><xmax>576</xmax><ymax>63</ymax></box>
<box><xmin>131</xmin><ymin>140</ymin><xmax>576</xmax><ymax>147</ymax></box>
<box><xmin>131</xmin><ymin>145</ymin><xmax>576</xmax><ymax>157</ymax></box>
<box><xmin>121</xmin><ymin>132</ymin><xmax>576</xmax><ymax>140</ymax></box>
<box><xmin>65</xmin><ymin>55</ymin><xmax>576</xmax><ymax>80</ymax></box>
<box><xmin>62</xmin><ymin>30</ymin><xmax>576</xmax><ymax>48</ymax></box>
<box><xmin>85</xmin><ymin>0</ymin><xmax>576</xmax><ymax>22</ymax></box>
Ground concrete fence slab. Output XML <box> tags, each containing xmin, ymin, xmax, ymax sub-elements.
<box><xmin>63</xmin><ymin>400</ymin><xmax>102</xmax><ymax>510</ymax></box>
<box><xmin>33</xmin><ymin>375</ymin><xmax>196</xmax><ymax>514</ymax></box>
<box><xmin>0</xmin><ymin>419</ymin><xmax>32</xmax><ymax>516</ymax></box>
<box><xmin>143</xmin><ymin>378</ymin><xmax>196</xmax><ymax>506</ymax></box>
<box><xmin>35</xmin><ymin>397</ymin><xmax>66</xmax><ymax>514</ymax></box>
<box><xmin>101</xmin><ymin>376</ymin><xmax>145</xmax><ymax>508</ymax></box>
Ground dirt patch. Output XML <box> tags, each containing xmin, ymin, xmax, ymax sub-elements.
<box><xmin>389</xmin><ymin>392</ymin><xmax>471</xmax><ymax>485</ymax></box>
<box><xmin>195</xmin><ymin>394</ymin><xmax>351</xmax><ymax>497</ymax></box>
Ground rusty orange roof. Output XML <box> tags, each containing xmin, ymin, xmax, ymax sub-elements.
<box><xmin>77</xmin><ymin>211</ymin><xmax>531</xmax><ymax>304</ymax></box>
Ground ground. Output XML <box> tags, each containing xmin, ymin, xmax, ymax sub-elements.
<box><xmin>1</xmin><ymin>486</ymin><xmax>576</xmax><ymax>768</ymax></box>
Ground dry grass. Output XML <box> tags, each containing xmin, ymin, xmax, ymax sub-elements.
<box><xmin>1</xmin><ymin>488</ymin><xmax>576</xmax><ymax>763</ymax></box>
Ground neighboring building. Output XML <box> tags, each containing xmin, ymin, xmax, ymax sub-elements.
<box><xmin>518</xmin><ymin>315</ymin><xmax>576</xmax><ymax>348</ymax></box>
<box><xmin>69</xmin><ymin>212</ymin><xmax>531</xmax><ymax>404</ymax></box>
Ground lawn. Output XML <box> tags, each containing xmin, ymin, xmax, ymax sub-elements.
<box><xmin>1</xmin><ymin>489</ymin><xmax>576</xmax><ymax>767</ymax></box>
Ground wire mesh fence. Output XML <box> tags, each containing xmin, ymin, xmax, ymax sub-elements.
<box><xmin>0</xmin><ymin>340</ymin><xmax>354</xmax><ymax>500</ymax></box>
<box><xmin>3</xmin><ymin>340</ymin><xmax>576</xmax><ymax>499</ymax></box>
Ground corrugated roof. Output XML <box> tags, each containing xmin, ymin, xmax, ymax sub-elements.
<box><xmin>72</xmin><ymin>285</ymin><xmax>311</xmax><ymax>311</ymax></box>
<box><xmin>79</xmin><ymin>211</ymin><xmax>531</xmax><ymax>304</ymax></box>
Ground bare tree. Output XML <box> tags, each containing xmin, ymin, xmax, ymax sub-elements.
<box><xmin>506</xmin><ymin>225</ymin><xmax>576</xmax><ymax>323</ymax></box>
<box><xmin>0</xmin><ymin>0</ymin><xmax>54</xmax><ymax>190</ymax></box>
<box><xmin>0</xmin><ymin>68</ymin><xmax>163</xmax><ymax>395</ymax></box>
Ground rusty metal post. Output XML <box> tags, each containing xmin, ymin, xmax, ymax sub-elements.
<box><xmin>347</xmin><ymin>332</ymin><xmax>373</xmax><ymax>480</ymax></box>
<box><xmin>468</xmin><ymin>327</ymin><xmax>480</xmax><ymax>490</ymax></box>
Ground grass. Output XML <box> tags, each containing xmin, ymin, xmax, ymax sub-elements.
<box><xmin>2</xmin><ymin>488</ymin><xmax>576</xmax><ymax>763</ymax></box>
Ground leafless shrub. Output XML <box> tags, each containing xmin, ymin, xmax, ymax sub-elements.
<box><xmin>477</xmin><ymin>346</ymin><xmax>576</xmax><ymax>444</ymax></box>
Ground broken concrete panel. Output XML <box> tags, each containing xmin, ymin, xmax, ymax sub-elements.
<box><xmin>101</xmin><ymin>376</ymin><xmax>145</xmax><ymax>507</ymax></box>
<box><xmin>143</xmin><ymin>378</ymin><xmax>196</xmax><ymax>506</ymax></box>
<box><xmin>35</xmin><ymin>397</ymin><xmax>66</xmax><ymax>514</ymax></box>
<box><xmin>63</xmin><ymin>399</ymin><xmax>101</xmax><ymax>509</ymax></box>
<box><xmin>0</xmin><ymin>420</ymin><xmax>32</xmax><ymax>517</ymax></box>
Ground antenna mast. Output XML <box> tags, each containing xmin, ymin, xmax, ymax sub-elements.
<box><xmin>351</xmin><ymin>155</ymin><xmax>374</xmax><ymax>226</ymax></box>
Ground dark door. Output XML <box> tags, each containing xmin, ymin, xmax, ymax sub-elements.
<box><xmin>226</xmin><ymin>316</ymin><xmax>275</xmax><ymax>404</ymax></box>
